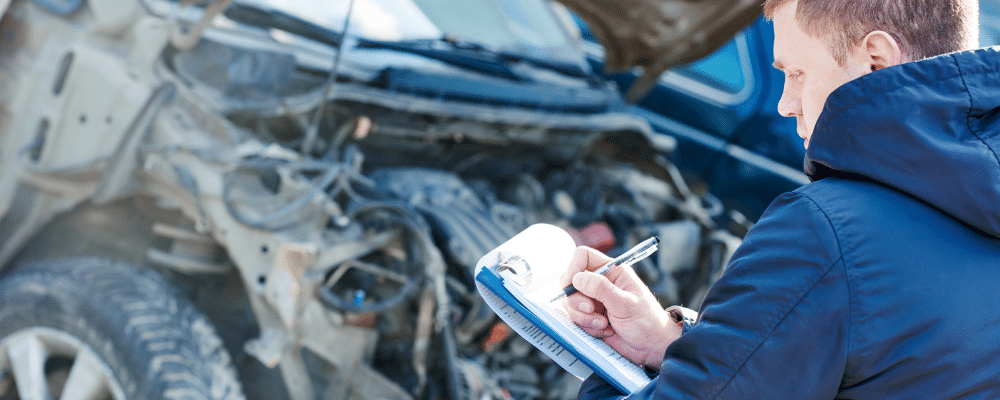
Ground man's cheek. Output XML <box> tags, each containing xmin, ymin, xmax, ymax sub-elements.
<box><xmin>801</xmin><ymin>87</ymin><xmax>826</xmax><ymax>132</ymax></box>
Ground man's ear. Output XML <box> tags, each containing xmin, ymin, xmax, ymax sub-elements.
<box><xmin>860</xmin><ymin>31</ymin><xmax>903</xmax><ymax>71</ymax></box>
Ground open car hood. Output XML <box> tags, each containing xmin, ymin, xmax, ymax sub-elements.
<box><xmin>556</xmin><ymin>0</ymin><xmax>762</xmax><ymax>101</ymax></box>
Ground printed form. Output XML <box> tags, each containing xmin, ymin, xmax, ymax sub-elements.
<box><xmin>475</xmin><ymin>224</ymin><xmax>652</xmax><ymax>394</ymax></box>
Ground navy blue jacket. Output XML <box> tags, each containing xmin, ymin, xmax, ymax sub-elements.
<box><xmin>580</xmin><ymin>47</ymin><xmax>1000</xmax><ymax>399</ymax></box>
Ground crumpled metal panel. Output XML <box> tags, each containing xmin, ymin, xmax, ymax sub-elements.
<box><xmin>556</xmin><ymin>0</ymin><xmax>762</xmax><ymax>101</ymax></box>
<box><xmin>172</xmin><ymin>39</ymin><xmax>297</xmax><ymax>109</ymax></box>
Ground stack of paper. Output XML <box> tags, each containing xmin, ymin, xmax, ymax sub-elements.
<box><xmin>474</xmin><ymin>224</ymin><xmax>652</xmax><ymax>395</ymax></box>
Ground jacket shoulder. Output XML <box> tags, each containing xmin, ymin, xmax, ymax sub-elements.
<box><xmin>649</xmin><ymin>182</ymin><xmax>853</xmax><ymax>399</ymax></box>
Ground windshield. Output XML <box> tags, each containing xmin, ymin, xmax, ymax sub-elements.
<box><xmin>241</xmin><ymin>0</ymin><xmax>581</xmax><ymax>63</ymax></box>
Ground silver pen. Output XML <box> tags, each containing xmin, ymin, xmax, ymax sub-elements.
<box><xmin>550</xmin><ymin>237</ymin><xmax>659</xmax><ymax>302</ymax></box>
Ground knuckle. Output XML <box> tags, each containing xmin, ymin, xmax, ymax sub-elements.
<box><xmin>591</xmin><ymin>276</ymin><xmax>614</xmax><ymax>298</ymax></box>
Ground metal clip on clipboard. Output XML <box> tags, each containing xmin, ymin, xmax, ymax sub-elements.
<box><xmin>496</xmin><ymin>251</ymin><xmax>532</xmax><ymax>287</ymax></box>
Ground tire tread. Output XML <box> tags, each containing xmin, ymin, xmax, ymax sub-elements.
<box><xmin>0</xmin><ymin>257</ymin><xmax>246</xmax><ymax>400</ymax></box>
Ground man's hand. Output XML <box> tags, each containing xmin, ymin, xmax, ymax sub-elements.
<box><xmin>559</xmin><ymin>246</ymin><xmax>681</xmax><ymax>369</ymax></box>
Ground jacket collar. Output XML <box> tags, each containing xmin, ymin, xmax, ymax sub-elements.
<box><xmin>805</xmin><ymin>47</ymin><xmax>1000</xmax><ymax>238</ymax></box>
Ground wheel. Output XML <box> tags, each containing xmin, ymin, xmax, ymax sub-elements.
<box><xmin>0</xmin><ymin>257</ymin><xmax>245</xmax><ymax>400</ymax></box>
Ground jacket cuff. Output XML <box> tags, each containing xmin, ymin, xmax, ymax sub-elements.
<box><xmin>578</xmin><ymin>373</ymin><xmax>626</xmax><ymax>400</ymax></box>
<box><xmin>666</xmin><ymin>305</ymin><xmax>699</xmax><ymax>334</ymax></box>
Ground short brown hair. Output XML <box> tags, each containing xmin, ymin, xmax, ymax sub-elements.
<box><xmin>763</xmin><ymin>0</ymin><xmax>979</xmax><ymax>63</ymax></box>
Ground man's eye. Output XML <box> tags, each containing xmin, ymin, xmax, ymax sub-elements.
<box><xmin>788</xmin><ymin>72</ymin><xmax>804</xmax><ymax>80</ymax></box>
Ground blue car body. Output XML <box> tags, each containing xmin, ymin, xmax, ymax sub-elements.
<box><xmin>579</xmin><ymin>2</ymin><xmax>1000</xmax><ymax>221</ymax></box>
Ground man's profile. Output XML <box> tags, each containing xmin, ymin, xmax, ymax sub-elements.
<box><xmin>562</xmin><ymin>0</ymin><xmax>1000</xmax><ymax>398</ymax></box>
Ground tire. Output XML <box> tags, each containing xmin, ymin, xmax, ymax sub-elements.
<box><xmin>0</xmin><ymin>257</ymin><xmax>246</xmax><ymax>400</ymax></box>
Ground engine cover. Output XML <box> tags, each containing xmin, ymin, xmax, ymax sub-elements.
<box><xmin>369</xmin><ymin>168</ymin><xmax>528</xmax><ymax>271</ymax></box>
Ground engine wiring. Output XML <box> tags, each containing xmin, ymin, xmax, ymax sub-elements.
<box><xmin>220</xmin><ymin>152</ymin><xmax>369</xmax><ymax>232</ymax></box>
<box><xmin>301</xmin><ymin>0</ymin><xmax>357</xmax><ymax>156</ymax></box>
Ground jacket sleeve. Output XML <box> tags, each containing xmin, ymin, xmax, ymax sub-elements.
<box><xmin>579</xmin><ymin>190</ymin><xmax>851</xmax><ymax>400</ymax></box>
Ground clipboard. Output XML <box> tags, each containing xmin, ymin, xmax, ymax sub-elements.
<box><xmin>474</xmin><ymin>224</ymin><xmax>652</xmax><ymax>395</ymax></box>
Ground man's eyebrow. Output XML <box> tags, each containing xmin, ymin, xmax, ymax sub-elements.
<box><xmin>772</xmin><ymin>59</ymin><xmax>785</xmax><ymax>70</ymax></box>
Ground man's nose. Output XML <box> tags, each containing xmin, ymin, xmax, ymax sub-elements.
<box><xmin>777</xmin><ymin>87</ymin><xmax>801</xmax><ymax>118</ymax></box>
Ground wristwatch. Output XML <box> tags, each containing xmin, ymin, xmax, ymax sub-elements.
<box><xmin>666</xmin><ymin>305</ymin><xmax>699</xmax><ymax>334</ymax></box>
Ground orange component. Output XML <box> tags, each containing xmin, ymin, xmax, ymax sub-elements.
<box><xmin>344</xmin><ymin>312</ymin><xmax>377</xmax><ymax>328</ymax></box>
<box><xmin>579</xmin><ymin>222</ymin><xmax>615</xmax><ymax>253</ymax></box>
<box><xmin>481</xmin><ymin>322</ymin><xmax>512</xmax><ymax>353</ymax></box>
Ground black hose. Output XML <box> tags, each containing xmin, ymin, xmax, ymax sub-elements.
<box><xmin>316</xmin><ymin>201</ymin><xmax>432</xmax><ymax>314</ymax></box>
<box><xmin>222</xmin><ymin>158</ymin><xmax>346</xmax><ymax>231</ymax></box>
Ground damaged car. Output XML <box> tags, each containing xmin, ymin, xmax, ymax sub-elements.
<box><xmin>0</xmin><ymin>0</ymin><xmax>759</xmax><ymax>399</ymax></box>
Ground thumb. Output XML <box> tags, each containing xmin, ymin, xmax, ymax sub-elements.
<box><xmin>572</xmin><ymin>271</ymin><xmax>636</xmax><ymax>310</ymax></box>
<box><xmin>560</xmin><ymin>246</ymin><xmax>608</xmax><ymax>287</ymax></box>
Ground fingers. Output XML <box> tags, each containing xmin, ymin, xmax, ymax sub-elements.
<box><xmin>611</xmin><ymin>262</ymin><xmax>655</xmax><ymax>295</ymax></box>
<box><xmin>564</xmin><ymin>294</ymin><xmax>603</xmax><ymax>321</ymax></box>
<box><xmin>559</xmin><ymin>246</ymin><xmax>613</xmax><ymax>287</ymax></box>
<box><xmin>583</xmin><ymin>325</ymin><xmax>615</xmax><ymax>338</ymax></box>
<box><xmin>563</xmin><ymin>295</ymin><xmax>614</xmax><ymax>338</ymax></box>
<box><xmin>572</xmin><ymin>271</ymin><xmax>637</xmax><ymax>313</ymax></box>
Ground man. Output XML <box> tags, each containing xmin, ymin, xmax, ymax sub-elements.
<box><xmin>562</xmin><ymin>0</ymin><xmax>1000</xmax><ymax>398</ymax></box>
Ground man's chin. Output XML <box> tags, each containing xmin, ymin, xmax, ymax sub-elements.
<box><xmin>796</xmin><ymin>126</ymin><xmax>810</xmax><ymax>150</ymax></box>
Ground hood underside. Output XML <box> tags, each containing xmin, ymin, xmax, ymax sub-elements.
<box><xmin>556</xmin><ymin>0</ymin><xmax>762</xmax><ymax>101</ymax></box>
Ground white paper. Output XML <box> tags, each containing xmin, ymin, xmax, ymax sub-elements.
<box><xmin>475</xmin><ymin>224</ymin><xmax>652</xmax><ymax>394</ymax></box>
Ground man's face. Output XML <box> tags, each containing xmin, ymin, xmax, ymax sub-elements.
<box><xmin>772</xmin><ymin>1</ymin><xmax>870</xmax><ymax>149</ymax></box>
